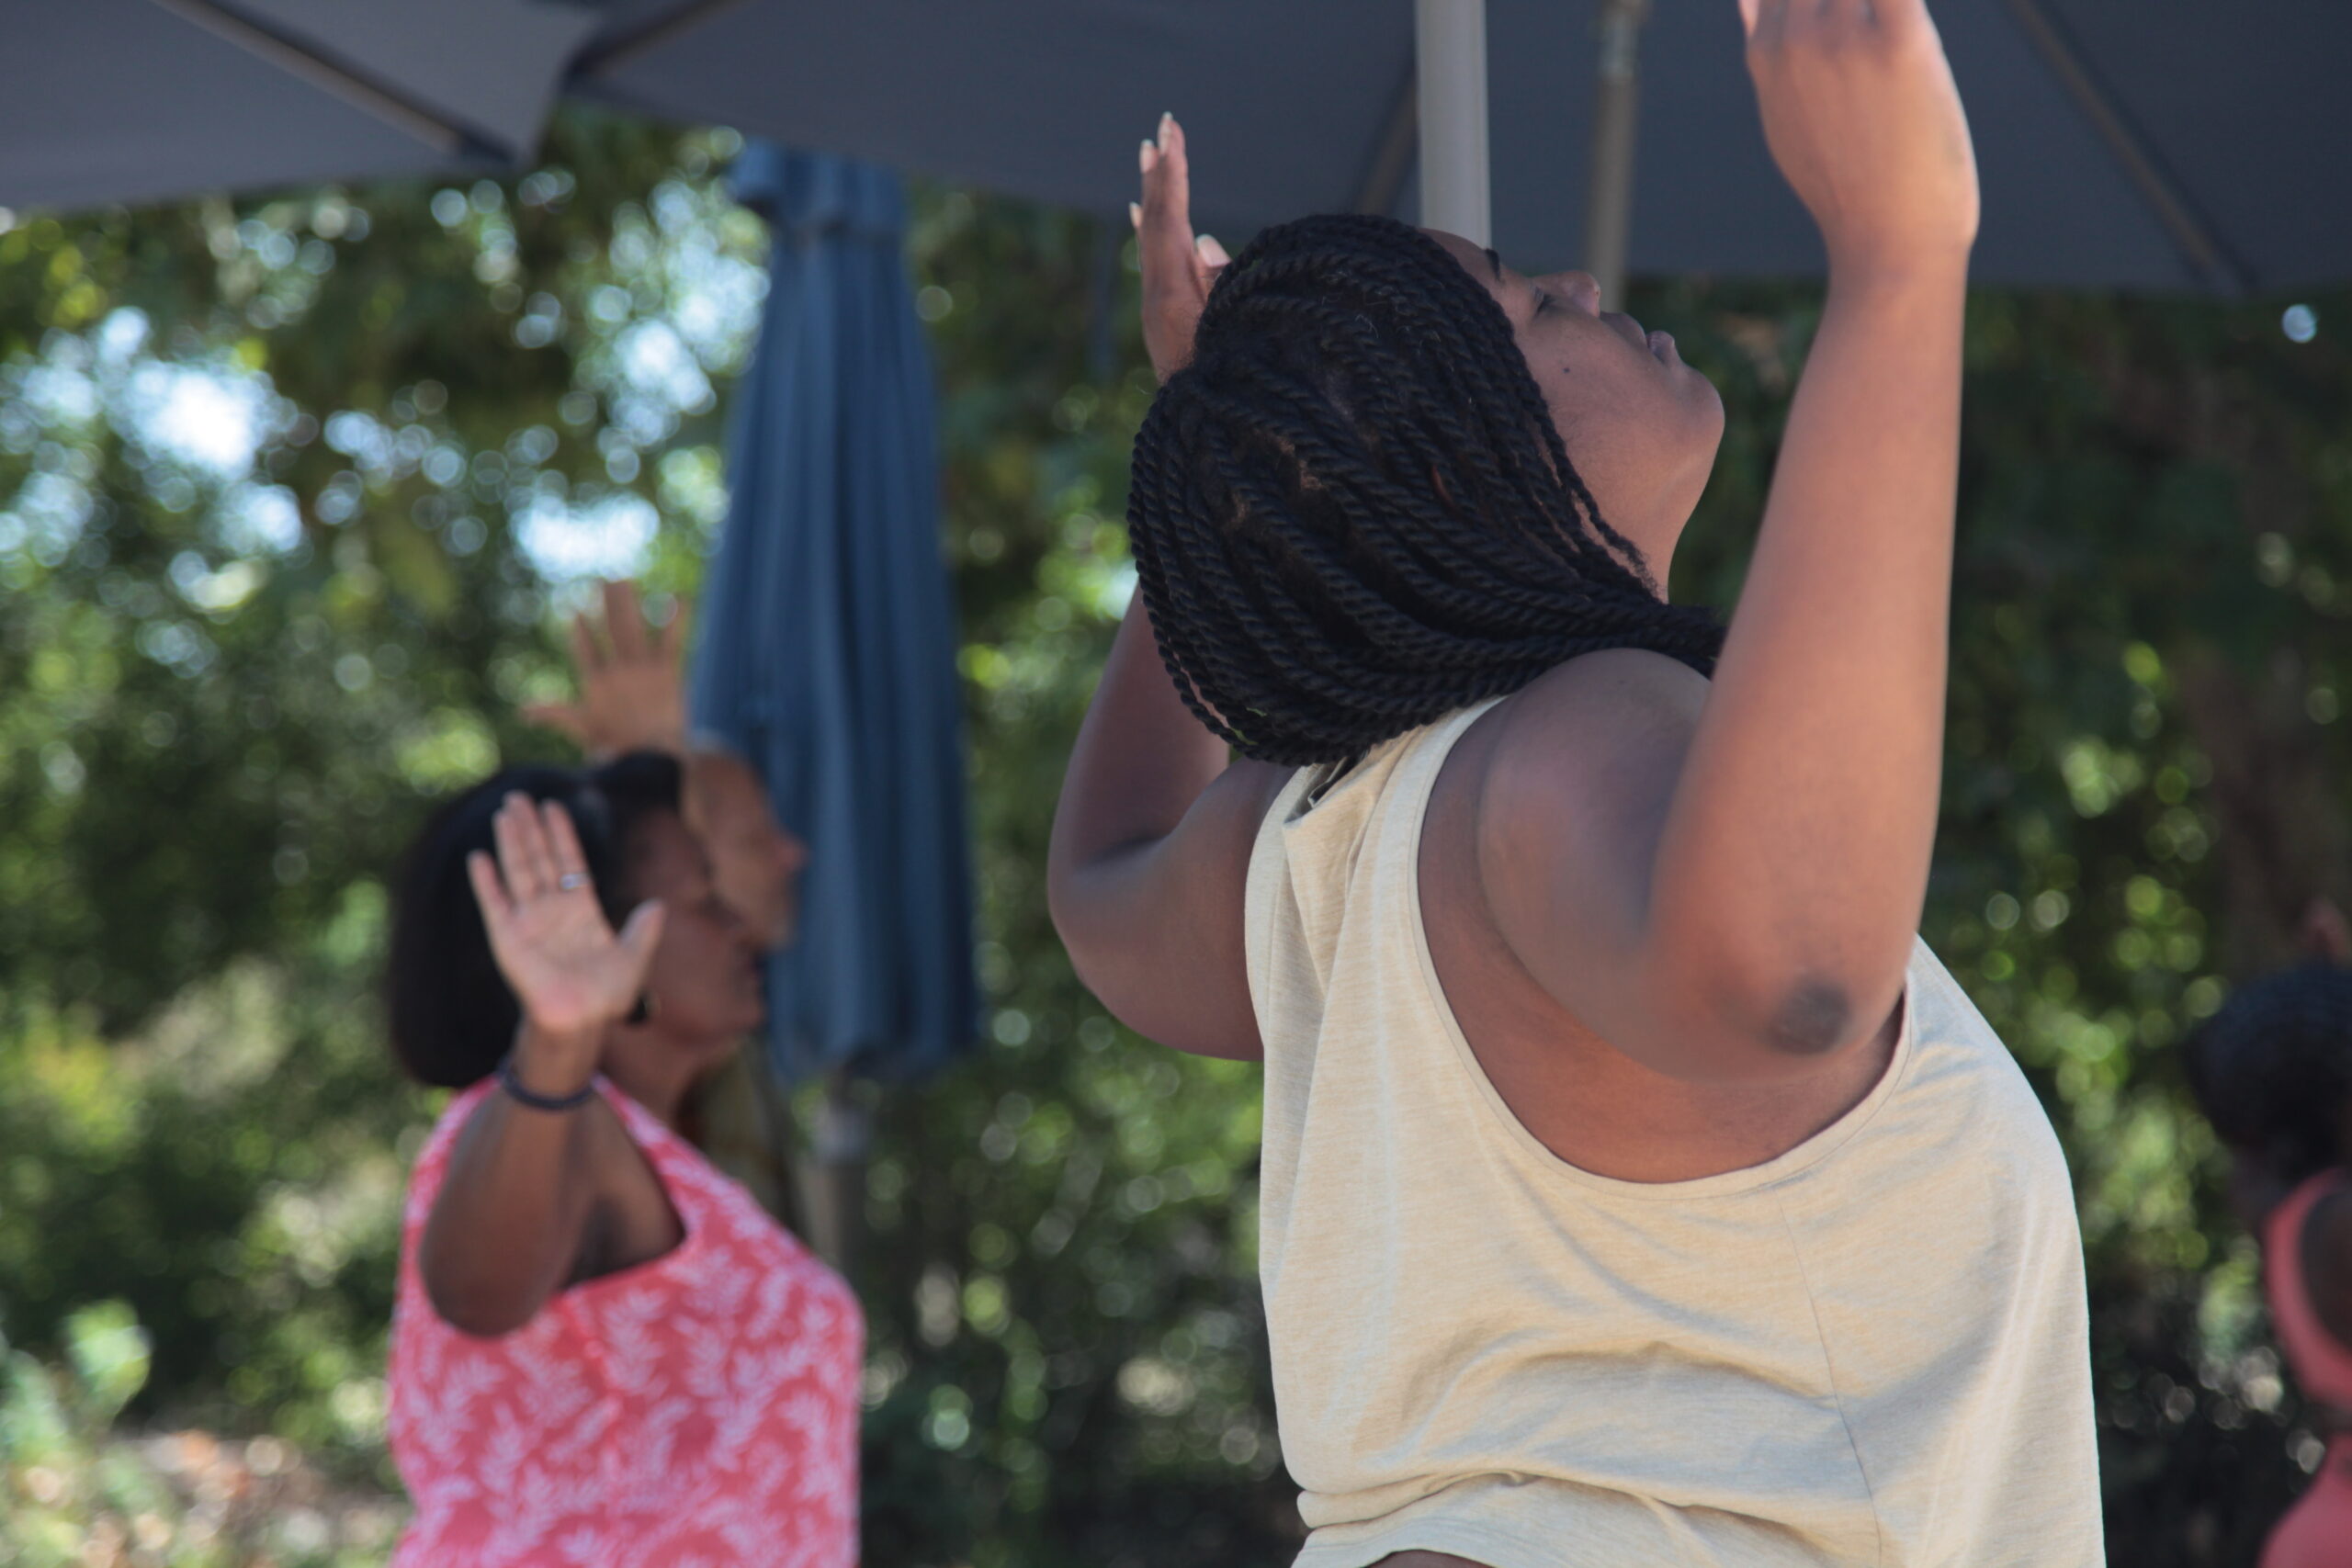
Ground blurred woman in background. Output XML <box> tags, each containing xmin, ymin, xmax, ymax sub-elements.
<box><xmin>2185</xmin><ymin>903</ymin><xmax>2352</xmax><ymax>1568</ymax></box>
<box><xmin>379</xmin><ymin>753</ymin><xmax>855</xmax><ymax>1566</ymax></box>
<box><xmin>524</xmin><ymin>579</ymin><xmax>813</xmax><ymax>1221</ymax></box>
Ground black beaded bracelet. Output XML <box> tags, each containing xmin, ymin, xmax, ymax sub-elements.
<box><xmin>497</xmin><ymin>1052</ymin><xmax>596</xmax><ymax>1112</ymax></box>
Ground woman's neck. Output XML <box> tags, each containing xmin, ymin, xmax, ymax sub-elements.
<box><xmin>600</xmin><ymin>1035</ymin><xmax>729</xmax><ymax>1129</ymax></box>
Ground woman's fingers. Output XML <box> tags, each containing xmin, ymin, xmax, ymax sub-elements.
<box><xmin>659</xmin><ymin>594</ymin><xmax>691</xmax><ymax>665</ymax></box>
<box><xmin>604</xmin><ymin>579</ymin><xmax>648</xmax><ymax>662</ymax></box>
<box><xmin>495</xmin><ymin>793</ymin><xmax>559</xmax><ymax>900</ymax></box>
<box><xmin>467</xmin><ymin>850</ymin><xmax>514</xmax><ymax>929</ymax></box>
<box><xmin>1139</xmin><ymin>115</ymin><xmax>1199</xmax><ymax>282</ymax></box>
<box><xmin>513</xmin><ymin>799</ymin><xmax>562</xmax><ymax>893</ymax></box>
<box><xmin>613</xmin><ymin>899</ymin><xmax>668</xmax><ymax>987</ymax></box>
<box><xmin>1869</xmin><ymin>0</ymin><xmax>1924</xmax><ymax>35</ymax></box>
<box><xmin>1155</xmin><ymin>114</ymin><xmax>1193</xmax><ymax>233</ymax></box>
<box><xmin>1136</xmin><ymin>112</ymin><xmax>1218</xmax><ymax>380</ymax></box>
<box><xmin>543</xmin><ymin>801</ymin><xmax>593</xmax><ymax>893</ymax></box>
<box><xmin>568</xmin><ymin>612</ymin><xmax>605</xmax><ymax>678</ymax></box>
<box><xmin>492</xmin><ymin>796</ymin><xmax>537</xmax><ymax>900</ymax></box>
<box><xmin>521</xmin><ymin>700</ymin><xmax>587</xmax><ymax>741</ymax></box>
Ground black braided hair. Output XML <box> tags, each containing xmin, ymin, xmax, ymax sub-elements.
<box><xmin>1126</xmin><ymin>212</ymin><xmax>1724</xmax><ymax>766</ymax></box>
<box><xmin>2184</xmin><ymin>961</ymin><xmax>2352</xmax><ymax>1186</ymax></box>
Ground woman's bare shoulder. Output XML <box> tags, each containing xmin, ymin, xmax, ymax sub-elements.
<box><xmin>1510</xmin><ymin>647</ymin><xmax>1709</xmax><ymax>725</ymax></box>
<box><xmin>1479</xmin><ymin>649</ymin><xmax>1708</xmax><ymax>812</ymax></box>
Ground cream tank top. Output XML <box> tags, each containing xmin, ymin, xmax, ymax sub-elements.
<box><xmin>1244</xmin><ymin>700</ymin><xmax>2102</xmax><ymax>1568</ymax></box>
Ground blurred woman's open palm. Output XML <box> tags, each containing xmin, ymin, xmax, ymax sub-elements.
<box><xmin>464</xmin><ymin>794</ymin><xmax>664</xmax><ymax>1039</ymax></box>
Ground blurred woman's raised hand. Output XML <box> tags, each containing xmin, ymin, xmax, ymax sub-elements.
<box><xmin>522</xmin><ymin>580</ymin><xmax>692</xmax><ymax>762</ymax></box>
<box><xmin>1134</xmin><ymin>113</ymin><xmax>1229</xmax><ymax>382</ymax></box>
<box><xmin>465</xmin><ymin>794</ymin><xmax>665</xmax><ymax>1045</ymax></box>
<box><xmin>1739</xmin><ymin>0</ymin><xmax>1979</xmax><ymax>276</ymax></box>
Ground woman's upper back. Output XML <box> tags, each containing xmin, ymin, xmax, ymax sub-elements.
<box><xmin>388</xmin><ymin>1080</ymin><xmax>863</xmax><ymax>1568</ymax></box>
<box><xmin>1245</xmin><ymin>701</ymin><xmax>2101</xmax><ymax>1566</ymax></box>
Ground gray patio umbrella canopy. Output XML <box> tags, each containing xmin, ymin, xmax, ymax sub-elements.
<box><xmin>691</xmin><ymin>145</ymin><xmax>979</xmax><ymax>1086</ymax></box>
<box><xmin>583</xmin><ymin>0</ymin><xmax>2351</xmax><ymax>294</ymax></box>
<box><xmin>9</xmin><ymin>3</ymin><xmax>2346</xmax><ymax>295</ymax></box>
<box><xmin>0</xmin><ymin>0</ymin><xmax>595</xmax><ymax>211</ymax></box>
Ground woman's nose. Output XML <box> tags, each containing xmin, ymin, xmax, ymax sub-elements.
<box><xmin>775</xmin><ymin>829</ymin><xmax>809</xmax><ymax>874</ymax></box>
<box><xmin>1542</xmin><ymin>270</ymin><xmax>1603</xmax><ymax>317</ymax></box>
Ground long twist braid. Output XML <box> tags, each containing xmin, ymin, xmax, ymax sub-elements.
<box><xmin>1126</xmin><ymin>212</ymin><xmax>1724</xmax><ymax>765</ymax></box>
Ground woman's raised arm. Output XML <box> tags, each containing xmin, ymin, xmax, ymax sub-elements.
<box><xmin>1046</xmin><ymin>117</ymin><xmax>1285</xmax><ymax>1060</ymax></box>
<box><xmin>416</xmin><ymin>795</ymin><xmax>664</xmax><ymax>1336</ymax></box>
<box><xmin>1484</xmin><ymin>0</ymin><xmax>1977</xmax><ymax>1079</ymax></box>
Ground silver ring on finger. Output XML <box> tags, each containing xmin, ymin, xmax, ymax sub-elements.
<box><xmin>557</xmin><ymin>872</ymin><xmax>587</xmax><ymax>892</ymax></box>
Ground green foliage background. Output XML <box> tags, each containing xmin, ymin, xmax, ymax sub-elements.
<box><xmin>1</xmin><ymin>112</ymin><xmax>2348</xmax><ymax>1566</ymax></box>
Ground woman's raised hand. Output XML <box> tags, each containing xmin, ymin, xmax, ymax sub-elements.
<box><xmin>466</xmin><ymin>794</ymin><xmax>665</xmax><ymax>1043</ymax></box>
<box><xmin>1134</xmin><ymin>113</ymin><xmax>1229</xmax><ymax>383</ymax></box>
<box><xmin>522</xmin><ymin>580</ymin><xmax>691</xmax><ymax>762</ymax></box>
<box><xmin>1739</xmin><ymin>0</ymin><xmax>1978</xmax><ymax>276</ymax></box>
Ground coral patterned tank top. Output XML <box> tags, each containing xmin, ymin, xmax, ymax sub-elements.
<box><xmin>388</xmin><ymin>1078</ymin><xmax>863</xmax><ymax>1567</ymax></box>
<box><xmin>2260</xmin><ymin>1169</ymin><xmax>2352</xmax><ymax>1568</ymax></box>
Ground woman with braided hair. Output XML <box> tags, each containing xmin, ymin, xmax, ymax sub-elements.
<box><xmin>1050</xmin><ymin>3</ymin><xmax>2098</xmax><ymax>1565</ymax></box>
<box><xmin>2184</xmin><ymin>903</ymin><xmax>2352</xmax><ymax>1568</ymax></box>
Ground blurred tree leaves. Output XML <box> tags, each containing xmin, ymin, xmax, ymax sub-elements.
<box><xmin>2</xmin><ymin>108</ymin><xmax>2350</xmax><ymax>1568</ymax></box>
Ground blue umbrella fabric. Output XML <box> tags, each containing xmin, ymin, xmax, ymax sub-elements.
<box><xmin>691</xmin><ymin>143</ymin><xmax>978</xmax><ymax>1086</ymax></box>
<box><xmin>0</xmin><ymin>0</ymin><xmax>597</xmax><ymax>211</ymax></box>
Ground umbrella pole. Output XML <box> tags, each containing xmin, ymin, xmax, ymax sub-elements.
<box><xmin>795</xmin><ymin>1071</ymin><xmax>871</xmax><ymax>1276</ymax></box>
<box><xmin>1416</xmin><ymin>0</ymin><xmax>1492</xmax><ymax>247</ymax></box>
<box><xmin>1584</xmin><ymin>0</ymin><xmax>1648</xmax><ymax>311</ymax></box>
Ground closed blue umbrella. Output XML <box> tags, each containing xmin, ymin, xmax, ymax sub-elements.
<box><xmin>691</xmin><ymin>142</ymin><xmax>978</xmax><ymax>1089</ymax></box>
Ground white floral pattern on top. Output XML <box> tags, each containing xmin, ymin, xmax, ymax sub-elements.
<box><xmin>388</xmin><ymin>1080</ymin><xmax>863</xmax><ymax>1567</ymax></box>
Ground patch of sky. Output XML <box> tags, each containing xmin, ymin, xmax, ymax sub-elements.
<box><xmin>17</xmin><ymin>346</ymin><xmax>101</xmax><ymax>430</ymax></box>
<box><xmin>123</xmin><ymin>358</ymin><xmax>272</xmax><ymax>475</ymax></box>
<box><xmin>610</xmin><ymin>390</ymin><xmax>678</xmax><ymax>450</ymax></box>
<box><xmin>671</xmin><ymin>252</ymin><xmax>765</xmax><ymax>364</ymax></box>
<box><xmin>323</xmin><ymin>409</ymin><xmax>393</xmax><ymax>469</ymax></box>
<box><xmin>171</xmin><ymin>548</ymin><xmax>265</xmax><ymax>615</ymax></box>
<box><xmin>515</xmin><ymin>491</ymin><xmax>659</xmax><ymax>583</ymax></box>
<box><xmin>650</xmin><ymin>180</ymin><xmax>701</xmax><ymax>235</ymax></box>
<box><xmin>96</xmin><ymin>307</ymin><xmax>152</xmax><ymax>367</ymax></box>
<box><xmin>5</xmin><ymin>470</ymin><xmax>95</xmax><ymax>565</ymax></box>
<box><xmin>215</xmin><ymin>482</ymin><xmax>305</xmax><ymax>557</ymax></box>
<box><xmin>617</xmin><ymin>320</ymin><xmax>715</xmax><ymax>415</ymax></box>
<box><xmin>610</xmin><ymin>223</ymin><xmax>654</xmax><ymax>277</ymax></box>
